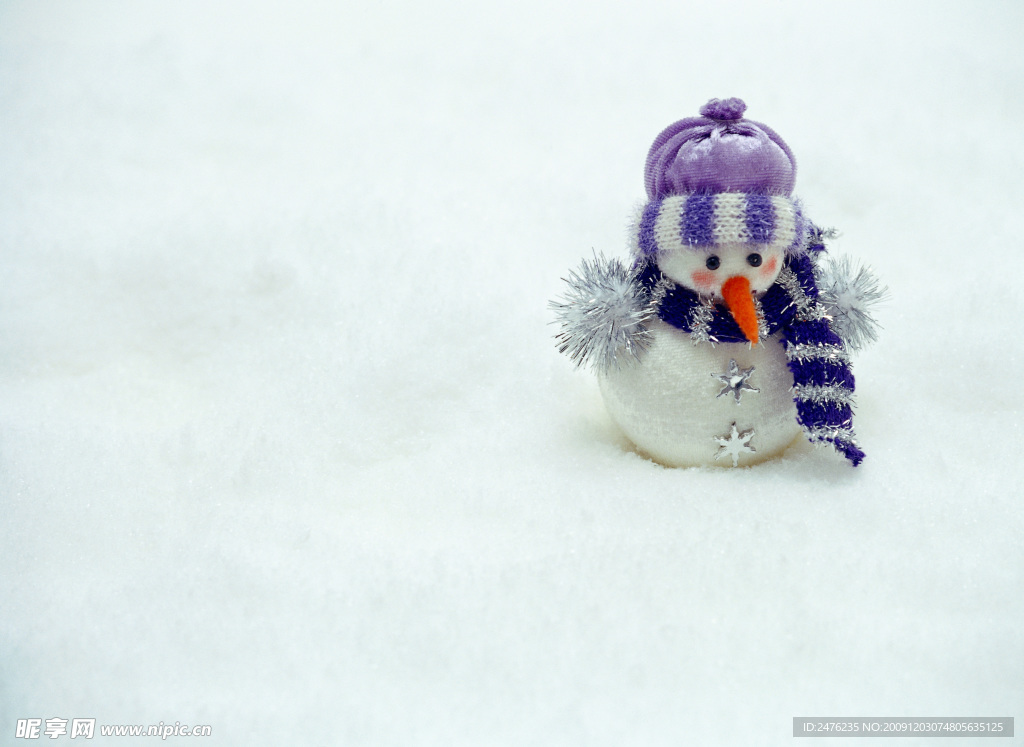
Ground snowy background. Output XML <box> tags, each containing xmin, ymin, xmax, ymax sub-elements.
<box><xmin>2</xmin><ymin>1</ymin><xmax>1022</xmax><ymax>744</ymax></box>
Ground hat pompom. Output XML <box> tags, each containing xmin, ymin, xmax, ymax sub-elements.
<box><xmin>700</xmin><ymin>97</ymin><xmax>746</xmax><ymax>121</ymax></box>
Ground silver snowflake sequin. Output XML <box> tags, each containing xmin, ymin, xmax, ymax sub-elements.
<box><xmin>714</xmin><ymin>423</ymin><xmax>756</xmax><ymax>466</ymax></box>
<box><xmin>713</xmin><ymin>359</ymin><xmax>758</xmax><ymax>404</ymax></box>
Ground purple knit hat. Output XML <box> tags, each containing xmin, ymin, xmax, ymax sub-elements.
<box><xmin>644</xmin><ymin>98</ymin><xmax>796</xmax><ymax>200</ymax></box>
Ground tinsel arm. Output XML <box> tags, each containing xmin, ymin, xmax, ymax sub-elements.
<box><xmin>549</xmin><ymin>253</ymin><xmax>654</xmax><ymax>374</ymax></box>
<box><xmin>805</xmin><ymin>226</ymin><xmax>887</xmax><ymax>353</ymax></box>
<box><xmin>815</xmin><ymin>253</ymin><xmax>888</xmax><ymax>353</ymax></box>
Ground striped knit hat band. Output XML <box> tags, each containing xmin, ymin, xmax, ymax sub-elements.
<box><xmin>634</xmin><ymin>192</ymin><xmax>807</xmax><ymax>258</ymax></box>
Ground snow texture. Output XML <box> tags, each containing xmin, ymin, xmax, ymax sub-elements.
<box><xmin>1</xmin><ymin>1</ymin><xmax>1022</xmax><ymax>744</ymax></box>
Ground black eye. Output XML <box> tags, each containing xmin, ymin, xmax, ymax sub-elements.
<box><xmin>705</xmin><ymin>255</ymin><xmax>721</xmax><ymax>270</ymax></box>
<box><xmin>747</xmin><ymin>253</ymin><xmax>763</xmax><ymax>267</ymax></box>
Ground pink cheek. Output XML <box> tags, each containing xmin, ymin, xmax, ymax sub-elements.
<box><xmin>761</xmin><ymin>255</ymin><xmax>778</xmax><ymax>277</ymax></box>
<box><xmin>690</xmin><ymin>269</ymin><xmax>717</xmax><ymax>290</ymax></box>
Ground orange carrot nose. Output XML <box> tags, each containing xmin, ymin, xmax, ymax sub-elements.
<box><xmin>721</xmin><ymin>275</ymin><xmax>759</xmax><ymax>345</ymax></box>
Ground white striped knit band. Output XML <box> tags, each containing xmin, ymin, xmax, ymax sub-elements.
<box><xmin>633</xmin><ymin>193</ymin><xmax>806</xmax><ymax>257</ymax></box>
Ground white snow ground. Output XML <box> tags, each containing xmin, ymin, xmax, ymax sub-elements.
<box><xmin>1</xmin><ymin>1</ymin><xmax>1022</xmax><ymax>744</ymax></box>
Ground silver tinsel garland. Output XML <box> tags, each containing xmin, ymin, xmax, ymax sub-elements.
<box><xmin>549</xmin><ymin>253</ymin><xmax>653</xmax><ymax>373</ymax></box>
<box><xmin>814</xmin><ymin>253</ymin><xmax>888</xmax><ymax>352</ymax></box>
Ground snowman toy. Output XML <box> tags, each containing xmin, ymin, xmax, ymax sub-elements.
<box><xmin>551</xmin><ymin>98</ymin><xmax>884</xmax><ymax>468</ymax></box>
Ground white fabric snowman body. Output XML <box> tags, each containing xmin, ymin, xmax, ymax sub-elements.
<box><xmin>599</xmin><ymin>242</ymin><xmax>801</xmax><ymax>467</ymax></box>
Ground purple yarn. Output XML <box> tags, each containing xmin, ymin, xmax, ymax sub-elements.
<box><xmin>637</xmin><ymin>202</ymin><xmax>660</xmax><ymax>257</ymax></box>
<box><xmin>644</xmin><ymin>99</ymin><xmax>797</xmax><ymax>200</ymax></box>
<box><xmin>744</xmin><ymin>193</ymin><xmax>774</xmax><ymax>243</ymax></box>
<box><xmin>682</xmin><ymin>193</ymin><xmax>715</xmax><ymax>246</ymax></box>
